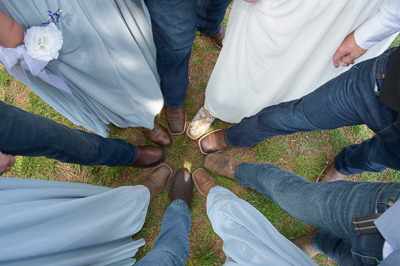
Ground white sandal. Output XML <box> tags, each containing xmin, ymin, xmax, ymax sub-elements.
<box><xmin>186</xmin><ymin>106</ymin><xmax>215</xmax><ymax>140</ymax></box>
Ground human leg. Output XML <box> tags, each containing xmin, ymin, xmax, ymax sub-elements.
<box><xmin>333</xmin><ymin>130</ymin><xmax>400</xmax><ymax>175</ymax></box>
<box><xmin>206</xmin><ymin>186</ymin><xmax>317</xmax><ymax>265</ymax></box>
<box><xmin>144</xmin><ymin>0</ymin><xmax>197</xmax><ymax>110</ymax></box>
<box><xmin>196</xmin><ymin>0</ymin><xmax>230</xmax><ymax>36</ymax></box>
<box><xmin>0</xmin><ymin>101</ymin><xmax>137</xmax><ymax>166</ymax></box>
<box><xmin>313</xmin><ymin>230</ymin><xmax>355</xmax><ymax>266</ymax></box>
<box><xmin>225</xmin><ymin>50</ymin><xmax>397</xmax><ymax>148</ymax></box>
<box><xmin>136</xmin><ymin>201</ymin><xmax>191</xmax><ymax>266</ymax></box>
<box><xmin>137</xmin><ymin>169</ymin><xmax>192</xmax><ymax>266</ymax></box>
<box><xmin>234</xmin><ymin>162</ymin><xmax>399</xmax><ymax>265</ymax></box>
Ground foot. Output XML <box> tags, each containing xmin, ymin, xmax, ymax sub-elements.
<box><xmin>206</xmin><ymin>24</ymin><xmax>226</xmax><ymax>49</ymax></box>
<box><xmin>141</xmin><ymin>163</ymin><xmax>173</xmax><ymax>200</ymax></box>
<box><xmin>314</xmin><ymin>163</ymin><xmax>346</xmax><ymax>182</ymax></box>
<box><xmin>131</xmin><ymin>146</ymin><xmax>166</xmax><ymax>168</ymax></box>
<box><xmin>186</xmin><ymin>106</ymin><xmax>215</xmax><ymax>140</ymax></box>
<box><xmin>203</xmin><ymin>153</ymin><xmax>243</xmax><ymax>179</ymax></box>
<box><xmin>198</xmin><ymin>129</ymin><xmax>230</xmax><ymax>154</ymax></box>
<box><xmin>192</xmin><ymin>168</ymin><xmax>219</xmax><ymax>197</ymax></box>
<box><xmin>140</xmin><ymin>122</ymin><xmax>172</xmax><ymax>147</ymax></box>
<box><xmin>291</xmin><ymin>229</ymin><xmax>321</xmax><ymax>258</ymax></box>
<box><xmin>164</xmin><ymin>106</ymin><xmax>187</xmax><ymax>135</ymax></box>
<box><xmin>170</xmin><ymin>169</ymin><xmax>193</xmax><ymax>207</ymax></box>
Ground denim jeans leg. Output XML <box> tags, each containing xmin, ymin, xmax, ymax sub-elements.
<box><xmin>313</xmin><ymin>230</ymin><xmax>355</xmax><ymax>266</ymax></box>
<box><xmin>196</xmin><ymin>0</ymin><xmax>231</xmax><ymax>36</ymax></box>
<box><xmin>235</xmin><ymin>162</ymin><xmax>400</xmax><ymax>265</ymax></box>
<box><xmin>334</xmin><ymin>132</ymin><xmax>400</xmax><ymax>175</ymax></box>
<box><xmin>136</xmin><ymin>200</ymin><xmax>191</xmax><ymax>266</ymax></box>
<box><xmin>0</xmin><ymin>101</ymin><xmax>137</xmax><ymax>166</ymax></box>
<box><xmin>225</xmin><ymin>49</ymin><xmax>399</xmax><ymax>174</ymax></box>
<box><xmin>144</xmin><ymin>0</ymin><xmax>197</xmax><ymax>109</ymax></box>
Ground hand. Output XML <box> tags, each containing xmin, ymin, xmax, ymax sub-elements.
<box><xmin>333</xmin><ymin>31</ymin><xmax>367</xmax><ymax>68</ymax></box>
<box><xmin>0</xmin><ymin>152</ymin><xmax>16</xmax><ymax>175</ymax></box>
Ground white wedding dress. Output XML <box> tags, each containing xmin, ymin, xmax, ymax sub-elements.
<box><xmin>204</xmin><ymin>0</ymin><xmax>397</xmax><ymax>123</ymax></box>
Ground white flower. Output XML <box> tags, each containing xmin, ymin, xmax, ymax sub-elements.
<box><xmin>24</xmin><ymin>22</ymin><xmax>63</xmax><ymax>61</ymax></box>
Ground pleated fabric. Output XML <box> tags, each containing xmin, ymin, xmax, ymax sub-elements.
<box><xmin>207</xmin><ymin>186</ymin><xmax>317</xmax><ymax>266</ymax></box>
<box><xmin>0</xmin><ymin>177</ymin><xmax>150</xmax><ymax>265</ymax></box>
<box><xmin>0</xmin><ymin>0</ymin><xmax>163</xmax><ymax>137</ymax></box>
<box><xmin>204</xmin><ymin>0</ymin><xmax>397</xmax><ymax>123</ymax></box>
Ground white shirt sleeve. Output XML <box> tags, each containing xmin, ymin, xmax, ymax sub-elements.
<box><xmin>354</xmin><ymin>0</ymin><xmax>400</xmax><ymax>50</ymax></box>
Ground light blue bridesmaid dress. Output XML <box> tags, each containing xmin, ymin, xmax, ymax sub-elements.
<box><xmin>0</xmin><ymin>177</ymin><xmax>150</xmax><ymax>265</ymax></box>
<box><xmin>0</xmin><ymin>0</ymin><xmax>163</xmax><ymax>137</ymax></box>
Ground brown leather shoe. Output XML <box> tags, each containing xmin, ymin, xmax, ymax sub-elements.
<box><xmin>313</xmin><ymin>163</ymin><xmax>346</xmax><ymax>182</ymax></box>
<box><xmin>203</xmin><ymin>153</ymin><xmax>243</xmax><ymax>179</ymax></box>
<box><xmin>140</xmin><ymin>122</ymin><xmax>172</xmax><ymax>147</ymax></box>
<box><xmin>164</xmin><ymin>106</ymin><xmax>187</xmax><ymax>135</ymax></box>
<box><xmin>170</xmin><ymin>169</ymin><xmax>193</xmax><ymax>207</ymax></box>
<box><xmin>130</xmin><ymin>146</ymin><xmax>166</xmax><ymax>168</ymax></box>
<box><xmin>141</xmin><ymin>163</ymin><xmax>173</xmax><ymax>200</ymax></box>
<box><xmin>192</xmin><ymin>168</ymin><xmax>219</xmax><ymax>197</ymax></box>
<box><xmin>291</xmin><ymin>229</ymin><xmax>321</xmax><ymax>258</ymax></box>
<box><xmin>198</xmin><ymin>129</ymin><xmax>230</xmax><ymax>154</ymax></box>
<box><xmin>207</xmin><ymin>24</ymin><xmax>226</xmax><ymax>49</ymax></box>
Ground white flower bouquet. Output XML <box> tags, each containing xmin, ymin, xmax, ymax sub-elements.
<box><xmin>0</xmin><ymin>9</ymin><xmax>70</xmax><ymax>93</ymax></box>
<box><xmin>25</xmin><ymin>22</ymin><xmax>63</xmax><ymax>61</ymax></box>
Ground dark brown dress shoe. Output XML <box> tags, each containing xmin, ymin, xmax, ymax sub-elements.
<box><xmin>141</xmin><ymin>163</ymin><xmax>173</xmax><ymax>200</ymax></box>
<box><xmin>198</xmin><ymin>129</ymin><xmax>230</xmax><ymax>154</ymax></box>
<box><xmin>140</xmin><ymin>122</ymin><xmax>172</xmax><ymax>147</ymax></box>
<box><xmin>207</xmin><ymin>24</ymin><xmax>226</xmax><ymax>49</ymax></box>
<box><xmin>203</xmin><ymin>153</ymin><xmax>243</xmax><ymax>179</ymax></box>
<box><xmin>291</xmin><ymin>229</ymin><xmax>321</xmax><ymax>258</ymax></box>
<box><xmin>313</xmin><ymin>163</ymin><xmax>346</xmax><ymax>182</ymax></box>
<box><xmin>131</xmin><ymin>146</ymin><xmax>166</xmax><ymax>168</ymax></box>
<box><xmin>170</xmin><ymin>169</ymin><xmax>193</xmax><ymax>208</ymax></box>
<box><xmin>164</xmin><ymin>106</ymin><xmax>187</xmax><ymax>135</ymax></box>
<box><xmin>192</xmin><ymin>168</ymin><xmax>219</xmax><ymax>197</ymax></box>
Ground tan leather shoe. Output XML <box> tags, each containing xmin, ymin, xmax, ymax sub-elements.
<box><xmin>170</xmin><ymin>169</ymin><xmax>193</xmax><ymax>207</ymax></box>
<box><xmin>130</xmin><ymin>146</ymin><xmax>166</xmax><ymax>168</ymax></box>
<box><xmin>140</xmin><ymin>122</ymin><xmax>172</xmax><ymax>147</ymax></box>
<box><xmin>313</xmin><ymin>163</ymin><xmax>346</xmax><ymax>182</ymax></box>
<box><xmin>291</xmin><ymin>229</ymin><xmax>321</xmax><ymax>258</ymax></box>
<box><xmin>203</xmin><ymin>153</ymin><xmax>243</xmax><ymax>179</ymax></box>
<box><xmin>207</xmin><ymin>24</ymin><xmax>226</xmax><ymax>49</ymax></box>
<box><xmin>141</xmin><ymin>163</ymin><xmax>173</xmax><ymax>200</ymax></box>
<box><xmin>164</xmin><ymin>106</ymin><xmax>187</xmax><ymax>135</ymax></box>
<box><xmin>192</xmin><ymin>168</ymin><xmax>219</xmax><ymax>197</ymax></box>
<box><xmin>198</xmin><ymin>129</ymin><xmax>230</xmax><ymax>154</ymax></box>
<box><xmin>186</xmin><ymin>106</ymin><xmax>215</xmax><ymax>140</ymax></box>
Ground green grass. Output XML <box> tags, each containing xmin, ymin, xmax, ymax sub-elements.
<box><xmin>1</xmin><ymin>10</ymin><xmax>399</xmax><ymax>266</ymax></box>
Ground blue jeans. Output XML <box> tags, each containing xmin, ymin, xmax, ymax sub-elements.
<box><xmin>0</xmin><ymin>101</ymin><xmax>137</xmax><ymax>166</ymax></box>
<box><xmin>136</xmin><ymin>200</ymin><xmax>191</xmax><ymax>266</ymax></box>
<box><xmin>235</xmin><ymin>162</ymin><xmax>400</xmax><ymax>266</ymax></box>
<box><xmin>144</xmin><ymin>0</ymin><xmax>231</xmax><ymax>109</ymax></box>
<box><xmin>225</xmin><ymin>48</ymin><xmax>400</xmax><ymax>175</ymax></box>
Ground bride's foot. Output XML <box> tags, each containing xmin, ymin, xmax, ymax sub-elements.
<box><xmin>186</xmin><ymin>106</ymin><xmax>215</xmax><ymax>140</ymax></box>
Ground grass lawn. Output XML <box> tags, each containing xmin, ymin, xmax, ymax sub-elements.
<box><xmin>1</xmin><ymin>5</ymin><xmax>400</xmax><ymax>265</ymax></box>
